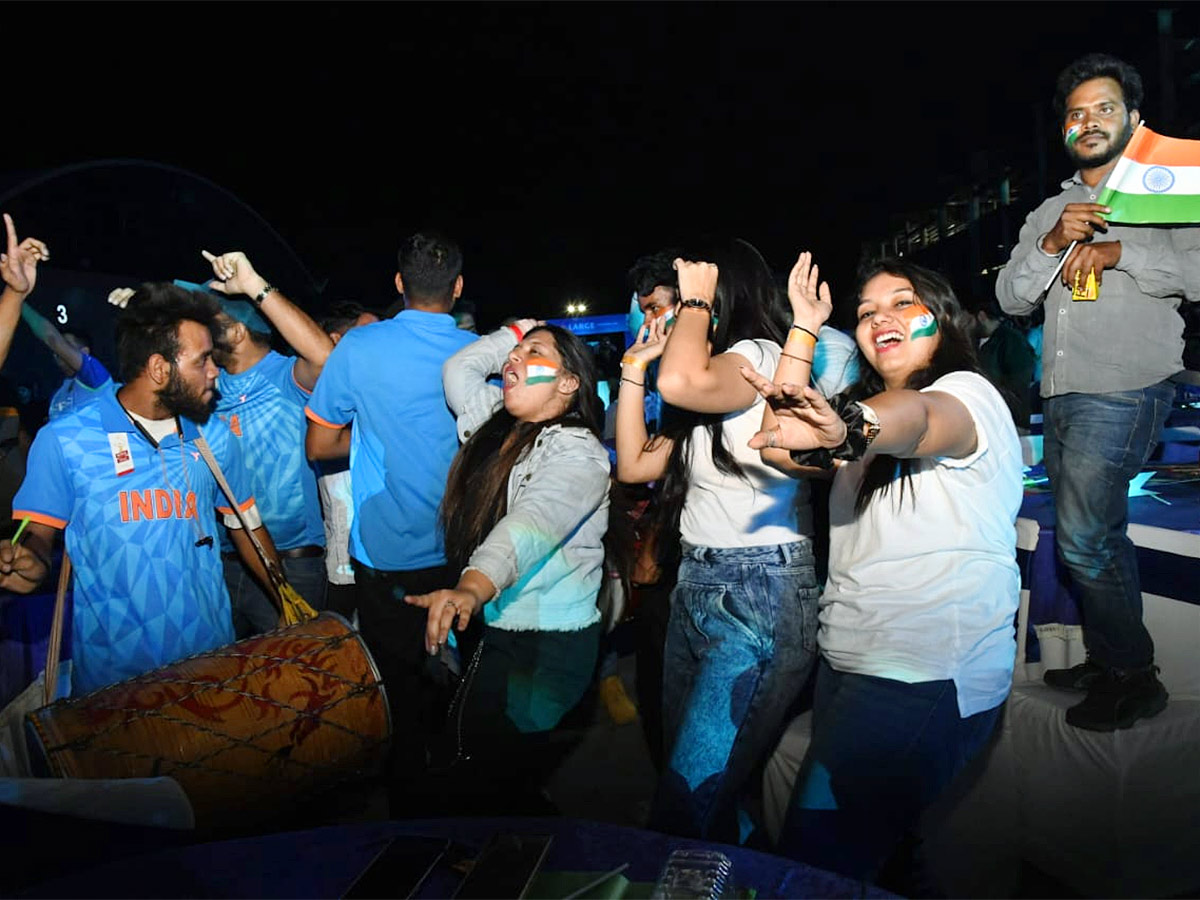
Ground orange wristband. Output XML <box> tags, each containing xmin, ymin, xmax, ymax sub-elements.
<box><xmin>621</xmin><ymin>355</ymin><xmax>648</xmax><ymax>371</ymax></box>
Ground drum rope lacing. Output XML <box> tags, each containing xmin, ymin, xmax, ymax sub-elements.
<box><xmin>37</xmin><ymin>628</ymin><xmax>389</xmax><ymax>785</ymax></box>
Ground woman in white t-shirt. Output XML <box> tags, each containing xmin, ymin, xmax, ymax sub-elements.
<box><xmin>743</xmin><ymin>257</ymin><xmax>1022</xmax><ymax>887</ymax></box>
<box><xmin>615</xmin><ymin>239</ymin><xmax>821</xmax><ymax>844</ymax></box>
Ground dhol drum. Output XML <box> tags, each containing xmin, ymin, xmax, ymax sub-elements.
<box><xmin>25</xmin><ymin>612</ymin><xmax>391</xmax><ymax>829</ymax></box>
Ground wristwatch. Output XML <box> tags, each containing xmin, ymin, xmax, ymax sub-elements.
<box><xmin>251</xmin><ymin>284</ymin><xmax>276</xmax><ymax>306</ymax></box>
<box><xmin>789</xmin><ymin>399</ymin><xmax>881</xmax><ymax>468</ymax></box>
<box><xmin>831</xmin><ymin>401</ymin><xmax>881</xmax><ymax>461</ymax></box>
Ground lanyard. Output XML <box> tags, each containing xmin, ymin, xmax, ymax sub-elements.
<box><xmin>115</xmin><ymin>400</ymin><xmax>213</xmax><ymax>548</ymax></box>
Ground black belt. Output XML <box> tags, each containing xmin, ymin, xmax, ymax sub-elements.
<box><xmin>280</xmin><ymin>544</ymin><xmax>324</xmax><ymax>559</ymax></box>
<box><xmin>223</xmin><ymin>544</ymin><xmax>323</xmax><ymax>561</ymax></box>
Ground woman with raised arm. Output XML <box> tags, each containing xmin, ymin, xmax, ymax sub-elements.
<box><xmin>405</xmin><ymin>319</ymin><xmax>611</xmax><ymax>812</ymax></box>
<box><xmin>615</xmin><ymin>238</ymin><xmax>823</xmax><ymax>844</ymax></box>
<box><xmin>742</xmin><ymin>257</ymin><xmax>1022</xmax><ymax>888</ymax></box>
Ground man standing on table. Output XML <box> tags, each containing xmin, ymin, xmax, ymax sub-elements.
<box><xmin>0</xmin><ymin>284</ymin><xmax>282</xmax><ymax>694</ymax></box>
<box><xmin>996</xmin><ymin>53</ymin><xmax>1196</xmax><ymax>730</ymax></box>
<box><xmin>304</xmin><ymin>232</ymin><xmax>476</xmax><ymax>780</ymax></box>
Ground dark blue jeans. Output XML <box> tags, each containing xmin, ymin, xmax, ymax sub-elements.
<box><xmin>1042</xmin><ymin>381</ymin><xmax>1173</xmax><ymax>669</ymax></box>
<box><xmin>778</xmin><ymin>659</ymin><xmax>1003</xmax><ymax>882</ymax></box>
<box><xmin>650</xmin><ymin>540</ymin><xmax>819</xmax><ymax>844</ymax></box>
<box><xmin>224</xmin><ymin>553</ymin><xmax>328</xmax><ymax>639</ymax></box>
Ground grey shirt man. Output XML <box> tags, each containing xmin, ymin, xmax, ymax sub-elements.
<box><xmin>996</xmin><ymin>172</ymin><xmax>1196</xmax><ymax>396</ymax></box>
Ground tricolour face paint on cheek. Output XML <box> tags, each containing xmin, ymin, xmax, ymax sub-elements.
<box><xmin>1065</xmin><ymin>123</ymin><xmax>1083</xmax><ymax>147</ymax></box>
<box><xmin>902</xmin><ymin>303</ymin><xmax>939</xmax><ymax>341</ymax></box>
<box><xmin>523</xmin><ymin>357</ymin><xmax>560</xmax><ymax>385</ymax></box>
<box><xmin>654</xmin><ymin>305</ymin><xmax>676</xmax><ymax>332</ymax></box>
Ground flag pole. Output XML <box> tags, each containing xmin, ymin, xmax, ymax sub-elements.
<box><xmin>1041</xmin><ymin>241</ymin><xmax>1076</xmax><ymax>294</ymax></box>
<box><xmin>1039</xmin><ymin>121</ymin><xmax>1144</xmax><ymax>295</ymax></box>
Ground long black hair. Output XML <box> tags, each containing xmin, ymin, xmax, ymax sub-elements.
<box><xmin>842</xmin><ymin>258</ymin><xmax>985</xmax><ymax>514</ymax></box>
<box><xmin>642</xmin><ymin>238</ymin><xmax>791</xmax><ymax>546</ymax></box>
<box><xmin>441</xmin><ymin>325</ymin><xmax>603</xmax><ymax>576</ymax></box>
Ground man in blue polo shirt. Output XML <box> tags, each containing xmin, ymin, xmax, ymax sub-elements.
<box><xmin>0</xmin><ymin>283</ymin><xmax>282</xmax><ymax>694</ymax></box>
<box><xmin>306</xmin><ymin>231</ymin><xmax>476</xmax><ymax>753</ymax></box>
<box><xmin>185</xmin><ymin>249</ymin><xmax>334</xmax><ymax>638</ymax></box>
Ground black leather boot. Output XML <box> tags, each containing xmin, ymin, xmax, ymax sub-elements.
<box><xmin>1065</xmin><ymin>664</ymin><xmax>1168</xmax><ymax>732</ymax></box>
<box><xmin>1043</xmin><ymin>658</ymin><xmax>1105</xmax><ymax>692</ymax></box>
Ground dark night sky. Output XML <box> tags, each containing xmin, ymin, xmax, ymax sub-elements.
<box><xmin>4</xmin><ymin>2</ymin><xmax>1194</xmax><ymax>329</ymax></box>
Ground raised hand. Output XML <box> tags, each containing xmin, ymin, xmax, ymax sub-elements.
<box><xmin>1</xmin><ymin>214</ymin><xmax>49</xmax><ymax>296</ymax></box>
<box><xmin>625</xmin><ymin>308</ymin><xmax>669</xmax><ymax>366</ymax></box>
<box><xmin>787</xmin><ymin>251</ymin><xmax>832</xmax><ymax>332</ymax></box>
<box><xmin>108</xmin><ymin>287</ymin><xmax>135</xmax><ymax>309</ymax></box>
<box><xmin>674</xmin><ymin>258</ymin><xmax>719</xmax><ymax>304</ymax></box>
<box><xmin>201</xmin><ymin>250</ymin><xmax>268</xmax><ymax>299</ymax></box>
<box><xmin>740</xmin><ymin>365</ymin><xmax>847</xmax><ymax>452</ymax></box>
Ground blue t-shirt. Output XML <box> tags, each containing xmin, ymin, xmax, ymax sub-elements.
<box><xmin>13</xmin><ymin>389</ymin><xmax>251</xmax><ymax>694</ymax></box>
<box><xmin>214</xmin><ymin>351</ymin><xmax>324</xmax><ymax>552</ymax></box>
<box><xmin>48</xmin><ymin>353</ymin><xmax>113</xmax><ymax>420</ymax></box>
<box><xmin>306</xmin><ymin>311</ymin><xmax>476</xmax><ymax>570</ymax></box>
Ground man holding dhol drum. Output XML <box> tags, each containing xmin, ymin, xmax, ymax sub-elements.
<box><xmin>0</xmin><ymin>283</ymin><xmax>281</xmax><ymax>695</ymax></box>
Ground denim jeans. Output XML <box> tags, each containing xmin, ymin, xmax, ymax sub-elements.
<box><xmin>224</xmin><ymin>553</ymin><xmax>328</xmax><ymax>640</ymax></box>
<box><xmin>1042</xmin><ymin>381</ymin><xmax>1173</xmax><ymax>669</ymax></box>
<box><xmin>778</xmin><ymin>659</ymin><xmax>1003</xmax><ymax>883</ymax></box>
<box><xmin>649</xmin><ymin>540</ymin><xmax>819</xmax><ymax>844</ymax></box>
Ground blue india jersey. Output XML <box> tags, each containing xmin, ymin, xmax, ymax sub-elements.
<box><xmin>48</xmin><ymin>353</ymin><xmax>113</xmax><ymax>420</ymax></box>
<box><xmin>13</xmin><ymin>389</ymin><xmax>252</xmax><ymax>695</ymax></box>
<box><xmin>214</xmin><ymin>351</ymin><xmax>324</xmax><ymax>552</ymax></box>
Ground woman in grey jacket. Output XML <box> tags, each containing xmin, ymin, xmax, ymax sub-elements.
<box><xmin>406</xmin><ymin>319</ymin><xmax>610</xmax><ymax>810</ymax></box>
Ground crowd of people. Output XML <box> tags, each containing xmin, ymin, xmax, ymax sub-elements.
<box><xmin>0</xmin><ymin>51</ymin><xmax>1196</xmax><ymax>892</ymax></box>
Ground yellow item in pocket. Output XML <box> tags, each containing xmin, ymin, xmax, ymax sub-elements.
<box><xmin>1072</xmin><ymin>267</ymin><xmax>1099</xmax><ymax>301</ymax></box>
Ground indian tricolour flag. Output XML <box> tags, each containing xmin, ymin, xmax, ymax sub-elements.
<box><xmin>1098</xmin><ymin>123</ymin><xmax>1200</xmax><ymax>224</ymax></box>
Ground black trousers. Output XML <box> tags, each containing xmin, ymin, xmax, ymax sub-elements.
<box><xmin>351</xmin><ymin>559</ymin><xmax>452</xmax><ymax>780</ymax></box>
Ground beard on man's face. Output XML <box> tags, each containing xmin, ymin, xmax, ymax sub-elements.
<box><xmin>1066</xmin><ymin>116</ymin><xmax>1135</xmax><ymax>170</ymax></box>
<box><xmin>157</xmin><ymin>365</ymin><xmax>214</xmax><ymax>424</ymax></box>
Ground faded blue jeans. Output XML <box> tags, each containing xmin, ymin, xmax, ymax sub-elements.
<box><xmin>1042</xmin><ymin>381</ymin><xmax>1173</xmax><ymax>669</ymax></box>
<box><xmin>649</xmin><ymin>540</ymin><xmax>819</xmax><ymax>844</ymax></box>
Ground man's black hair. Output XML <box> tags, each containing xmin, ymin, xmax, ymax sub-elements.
<box><xmin>1053</xmin><ymin>53</ymin><xmax>1143</xmax><ymax>120</ymax></box>
<box><xmin>116</xmin><ymin>283</ymin><xmax>222</xmax><ymax>383</ymax></box>
<box><xmin>626</xmin><ymin>248</ymin><xmax>682</xmax><ymax>297</ymax></box>
<box><xmin>397</xmin><ymin>231</ymin><xmax>463</xmax><ymax>306</ymax></box>
<box><xmin>320</xmin><ymin>301</ymin><xmax>374</xmax><ymax>335</ymax></box>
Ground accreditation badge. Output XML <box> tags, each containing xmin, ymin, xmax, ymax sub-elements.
<box><xmin>108</xmin><ymin>432</ymin><xmax>135</xmax><ymax>477</ymax></box>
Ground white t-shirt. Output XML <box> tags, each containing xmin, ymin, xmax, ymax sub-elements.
<box><xmin>818</xmin><ymin>371</ymin><xmax>1022</xmax><ymax>717</ymax></box>
<box><xmin>680</xmin><ymin>339</ymin><xmax>813</xmax><ymax>548</ymax></box>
